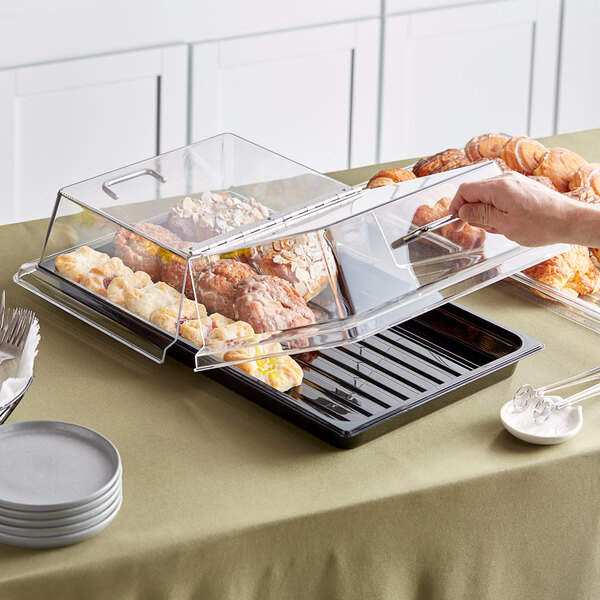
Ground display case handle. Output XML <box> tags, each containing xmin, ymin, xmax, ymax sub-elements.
<box><xmin>102</xmin><ymin>169</ymin><xmax>167</xmax><ymax>200</ymax></box>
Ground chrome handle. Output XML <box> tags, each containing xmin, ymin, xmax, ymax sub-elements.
<box><xmin>102</xmin><ymin>168</ymin><xmax>167</xmax><ymax>200</ymax></box>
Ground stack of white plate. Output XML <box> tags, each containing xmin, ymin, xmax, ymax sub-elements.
<box><xmin>0</xmin><ymin>420</ymin><xmax>122</xmax><ymax>549</ymax></box>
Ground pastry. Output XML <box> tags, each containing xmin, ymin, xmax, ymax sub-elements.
<box><xmin>195</xmin><ymin>259</ymin><xmax>257</xmax><ymax>318</ymax></box>
<box><xmin>236</xmin><ymin>352</ymin><xmax>304</xmax><ymax>392</ymax></box>
<box><xmin>564</xmin><ymin>186</ymin><xmax>600</xmax><ymax>204</ymax></box>
<box><xmin>123</xmin><ymin>282</ymin><xmax>181</xmax><ymax>320</ymax></box>
<box><xmin>246</xmin><ymin>232</ymin><xmax>337</xmax><ymax>301</ymax></box>
<box><xmin>464</xmin><ymin>133</ymin><xmax>510</xmax><ymax>162</ymax></box>
<box><xmin>569</xmin><ymin>163</ymin><xmax>600</xmax><ymax>196</ymax></box>
<box><xmin>412</xmin><ymin>197</ymin><xmax>486</xmax><ymax>249</ymax></box>
<box><xmin>500</xmin><ymin>136</ymin><xmax>547</xmax><ymax>175</ymax></box>
<box><xmin>113</xmin><ymin>222</ymin><xmax>186</xmax><ymax>281</ymax></box>
<box><xmin>179</xmin><ymin>314</ymin><xmax>234</xmax><ymax>347</ymax></box>
<box><xmin>159</xmin><ymin>246</ymin><xmax>217</xmax><ymax>300</ymax></box>
<box><xmin>233</xmin><ymin>274</ymin><xmax>316</xmax><ymax>337</ymax></box>
<box><xmin>528</xmin><ymin>175</ymin><xmax>557</xmax><ymax>191</ymax></box>
<box><xmin>149</xmin><ymin>299</ymin><xmax>208</xmax><ymax>335</ymax></box>
<box><xmin>82</xmin><ymin>257</ymin><xmax>133</xmax><ymax>297</ymax></box>
<box><xmin>412</xmin><ymin>149</ymin><xmax>470</xmax><ymax>178</ymax></box>
<box><xmin>205</xmin><ymin>323</ymin><xmax>303</xmax><ymax>391</ymax></box>
<box><xmin>204</xmin><ymin>321</ymin><xmax>257</xmax><ymax>359</ymax></box>
<box><xmin>167</xmin><ymin>192</ymin><xmax>270</xmax><ymax>242</ymax></box>
<box><xmin>106</xmin><ymin>271</ymin><xmax>153</xmax><ymax>307</ymax></box>
<box><xmin>591</xmin><ymin>248</ymin><xmax>600</xmax><ymax>263</ymax></box>
<box><xmin>55</xmin><ymin>246</ymin><xmax>110</xmax><ymax>284</ymax></box>
<box><xmin>366</xmin><ymin>168</ymin><xmax>416</xmax><ymax>189</ymax></box>
<box><xmin>533</xmin><ymin>147</ymin><xmax>588</xmax><ymax>193</ymax></box>
<box><xmin>523</xmin><ymin>246</ymin><xmax>600</xmax><ymax>297</ymax></box>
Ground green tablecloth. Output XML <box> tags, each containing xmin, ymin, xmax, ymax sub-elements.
<box><xmin>1</xmin><ymin>130</ymin><xmax>600</xmax><ymax>600</ymax></box>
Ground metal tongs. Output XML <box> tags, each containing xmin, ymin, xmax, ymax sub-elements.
<box><xmin>391</xmin><ymin>214</ymin><xmax>460</xmax><ymax>249</ymax></box>
<box><xmin>512</xmin><ymin>365</ymin><xmax>600</xmax><ymax>425</ymax></box>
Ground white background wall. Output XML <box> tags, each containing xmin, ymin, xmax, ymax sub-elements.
<box><xmin>0</xmin><ymin>0</ymin><xmax>598</xmax><ymax>224</ymax></box>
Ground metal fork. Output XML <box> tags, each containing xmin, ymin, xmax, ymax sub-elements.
<box><xmin>0</xmin><ymin>290</ymin><xmax>5</xmax><ymax>331</ymax></box>
<box><xmin>0</xmin><ymin>308</ymin><xmax>35</xmax><ymax>365</ymax></box>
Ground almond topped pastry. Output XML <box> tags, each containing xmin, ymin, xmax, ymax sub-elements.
<box><xmin>245</xmin><ymin>232</ymin><xmax>337</xmax><ymax>301</ymax></box>
<box><xmin>167</xmin><ymin>192</ymin><xmax>270</xmax><ymax>242</ymax></box>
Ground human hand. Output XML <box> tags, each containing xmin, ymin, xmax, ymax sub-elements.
<box><xmin>449</xmin><ymin>171</ymin><xmax>583</xmax><ymax>246</ymax></box>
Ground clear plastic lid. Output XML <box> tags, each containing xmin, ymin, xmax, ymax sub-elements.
<box><xmin>185</xmin><ymin>160</ymin><xmax>567</xmax><ymax>370</ymax></box>
<box><xmin>23</xmin><ymin>135</ymin><xmax>567</xmax><ymax>368</ymax></box>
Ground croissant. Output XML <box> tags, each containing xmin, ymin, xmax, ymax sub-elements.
<box><xmin>412</xmin><ymin>197</ymin><xmax>485</xmax><ymax>250</ymax></box>
<box><xmin>564</xmin><ymin>185</ymin><xmax>600</xmax><ymax>204</ymax></box>
<box><xmin>366</xmin><ymin>168</ymin><xmax>416</xmax><ymax>189</ymax></box>
<box><xmin>500</xmin><ymin>136</ymin><xmax>547</xmax><ymax>175</ymax></box>
<box><xmin>569</xmin><ymin>163</ymin><xmax>600</xmax><ymax>196</ymax></box>
<box><xmin>533</xmin><ymin>147</ymin><xmax>588</xmax><ymax>193</ymax></box>
<box><xmin>523</xmin><ymin>246</ymin><xmax>600</xmax><ymax>297</ymax></box>
<box><xmin>465</xmin><ymin>133</ymin><xmax>510</xmax><ymax>162</ymax></box>
<box><xmin>412</xmin><ymin>149</ymin><xmax>470</xmax><ymax>178</ymax></box>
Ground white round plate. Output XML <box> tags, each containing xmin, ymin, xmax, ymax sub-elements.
<box><xmin>0</xmin><ymin>421</ymin><xmax>121</xmax><ymax>511</ymax></box>
<box><xmin>0</xmin><ymin>482</ymin><xmax>121</xmax><ymax>529</ymax></box>
<box><xmin>0</xmin><ymin>495</ymin><xmax>122</xmax><ymax>549</ymax></box>
<box><xmin>500</xmin><ymin>399</ymin><xmax>583</xmax><ymax>445</ymax></box>
<box><xmin>0</xmin><ymin>489</ymin><xmax>122</xmax><ymax>537</ymax></box>
<box><xmin>0</xmin><ymin>469</ymin><xmax>121</xmax><ymax>521</ymax></box>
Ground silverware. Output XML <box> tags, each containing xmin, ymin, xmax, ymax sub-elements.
<box><xmin>0</xmin><ymin>290</ymin><xmax>5</xmax><ymax>331</ymax></box>
<box><xmin>513</xmin><ymin>365</ymin><xmax>600</xmax><ymax>413</ymax></box>
<box><xmin>0</xmin><ymin>308</ymin><xmax>35</xmax><ymax>365</ymax></box>
<box><xmin>390</xmin><ymin>214</ymin><xmax>460</xmax><ymax>249</ymax></box>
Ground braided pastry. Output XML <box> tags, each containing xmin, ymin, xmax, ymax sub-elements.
<box><xmin>413</xmin><ymin>149</ymin><xmax>470</xmax><ymax>178</ymax></box>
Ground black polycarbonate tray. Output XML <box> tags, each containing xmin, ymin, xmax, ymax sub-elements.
<box><xmin>33</xmin><ymin>255</ymin><xmax>542</xmax><ymax>448</ymax></box>
<box><xmin>168</xmin><ymin>302</ymin><xmax>542</xmax><ymax>447</ymax></box>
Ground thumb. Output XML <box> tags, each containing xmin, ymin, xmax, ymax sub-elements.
<box><xmin>457</xmin><ymin>202</ymin><xmax>503</xmax><ymax>230</ymax></box>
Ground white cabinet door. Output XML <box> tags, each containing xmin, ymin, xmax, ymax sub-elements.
<box><xmin>191</xmin><ymin>21</ymin><xmax>379</xmax><ymax>173</ymax></box>
<box><xmin>0</xmin><ymin>45</ymin><xmax>187</xmax><ymax>225</ymax></box>
<box><xmin>556</xmin><ymin>0</ymin><xmax>600</xmax><ymax>134</ymax></box>
<box><xmin>380</xmin><ymin>0</ymin><xmax>561</xmax><ymax>162</ymax></box>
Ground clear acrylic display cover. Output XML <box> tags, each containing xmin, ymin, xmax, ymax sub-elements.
<box><xmin>15</xmin><ymin>134</ymin><xmax>567</xmax><ymax>371</ymax></box>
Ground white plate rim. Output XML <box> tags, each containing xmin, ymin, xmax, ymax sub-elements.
<box><xmin>0</xmin><ymin>420</ymin><xmax>121</xmax><ymax>511</ymax></box>
<box><xmin>0</xmin><ymin>489</ymin><xmax>122</xmax><ymax>537</ymax></box>
<box><xmin>0</xmin><ymin>481</ymin><xmax>122</xmax><ymax>528</ymax></box>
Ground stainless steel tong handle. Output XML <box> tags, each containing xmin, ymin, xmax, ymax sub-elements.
<box><xmin>391</xmin><ymin>214</ymin><xmax>460</xmax><ymax>249</ymax></box>
<box><xmin>102</xmin><ymin>168</ymin><xmax>167</xmax><ymax>200</ymax></box>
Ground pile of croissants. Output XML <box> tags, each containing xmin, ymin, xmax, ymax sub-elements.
<box><xmin>366</xmin><ymin>133</ymin><xmax>600</xmax><ymax>297</ymax></box>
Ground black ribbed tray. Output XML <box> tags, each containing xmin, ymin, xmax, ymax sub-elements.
<box><xmin>33</xmin><ymin>256</ymin><xmax>542</xmax><ymax>448</ymax></box>
<box><xmin>168</xmin><ymin>302</ymin><xmax>542</xmax><ymax>447</ymax></box>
